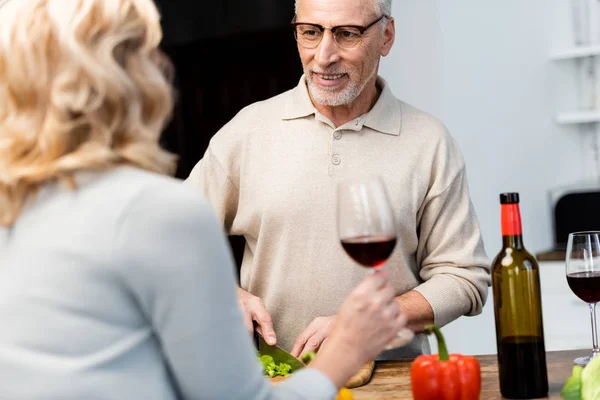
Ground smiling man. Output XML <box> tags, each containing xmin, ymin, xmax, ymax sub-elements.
<box><xmin>186</xmin><ymin>0</ymin><xmax>491</xmax><ymax>359</ymax></box>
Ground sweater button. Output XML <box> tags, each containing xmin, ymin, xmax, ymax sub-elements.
<box><xmin>332</xmin><ymin>155</ymin><xmax>341</xmax><ymax>165</ymax></box>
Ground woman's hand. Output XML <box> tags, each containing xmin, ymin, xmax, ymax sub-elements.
<box><xmin>333</xmin><ymin>270</ymin><xmax>408</xmax><ymax>362</ymax></box>
<box><xmin>308</xmin><ymin>270</ymin><xmax>409</xmax><ymax>389</ymax></box>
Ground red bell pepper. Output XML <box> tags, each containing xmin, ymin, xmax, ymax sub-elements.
<box><xmin>410</xmin><ymin>324</ymin><xmax>481</xmax><ymax>400</ymax></box>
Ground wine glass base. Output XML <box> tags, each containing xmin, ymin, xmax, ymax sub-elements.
<box><xmin>574</xmin><ymin>351</ymin><xmax>599</xmax><ymax>367</ymax></box>
<box><xmin>385</xmin><ymin>328</ymin><xmax>414</xmax><ymax>351</ymax></box>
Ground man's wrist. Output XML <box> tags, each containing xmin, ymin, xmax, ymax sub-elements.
<box><xmin>395</xmin><ymin>290</ymin><xmax>434</xmax><ymax>333</ymax></box>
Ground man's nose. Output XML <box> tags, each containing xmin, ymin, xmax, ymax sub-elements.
<box><xmin>314</xmin><ymin>31</ymin><xmax>341</xmax><ymax>67</ymax></box>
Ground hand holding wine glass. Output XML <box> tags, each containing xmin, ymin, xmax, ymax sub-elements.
<box><xmin>566</xmin><ymin>231</ymin><xmax>600</xmax><ymax>366</ymax></box>
<box><xmin>337</xmin><ymin>176</ymin><xmax>413</xmax><ymax>349</ymax></box>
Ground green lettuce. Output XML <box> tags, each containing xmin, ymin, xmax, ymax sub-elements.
<box><xmin>258</xmin><ymin>355</ymin><xmax>293</xmax><ymax>378</ymax></box>
<box><xmin>562</xmin><ymin>366</ymin><xmax>583</xmax><ymax>400</ymax></box>
<box><xmin>581</xmin><ymin>355</ymin><xmax>600</xmax><ymax>400</ymax></box>
<box><xmin>562</xmin><ymin>356</ymin><xmax>600</xmax><ymax>400</ymax></box>
<box><xmin>301</xmin><ymin>351</ymin><xmax>316</xmax><ymax>364</ymax></box>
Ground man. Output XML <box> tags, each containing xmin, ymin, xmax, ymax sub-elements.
<box><xmin>186</xmin><ymin>0</ymin><xmax>491</xmax><ymax>359</ymax></box>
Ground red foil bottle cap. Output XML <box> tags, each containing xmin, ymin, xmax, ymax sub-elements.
<box><xmin>500</xmin><ymin>193</ymin><xmax>522</xmax><ymax>236</ymax></box>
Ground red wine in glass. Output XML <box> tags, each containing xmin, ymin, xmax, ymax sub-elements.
<box><xmin>566</xmin><ymin>231</ymin><xmax>600</xmax><ymax>366</ymax></box>
<box><xmin>567</xmin><ymin>271</ymin><xmax>600</xmax><ymax>304</ymax></box>
<box><xmin>341</xmin><ymin>235</ymin><xmax>397</xmax><ymax>268</ymax></box>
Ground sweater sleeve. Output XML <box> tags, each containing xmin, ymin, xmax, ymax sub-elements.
<box><xmin>113</xmin><ymin>182</ymin><xmax>337</xmax><ymax>400</ymax></box>
<box><xmin>412</xmin><ymin>167</ymin><xmax>491</xmax><ymax>328</ymax></box>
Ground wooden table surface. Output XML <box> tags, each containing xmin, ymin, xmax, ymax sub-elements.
<box><xmin>351</xmin><ymin>349</ymin><xmax>588</xmax><ymax>399</ymax></box>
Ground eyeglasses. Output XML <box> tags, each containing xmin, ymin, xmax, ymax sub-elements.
<box><xmin>291</xmin><ymin>15</ymin><xmax>388</xmax><ymax>50</ymax></box>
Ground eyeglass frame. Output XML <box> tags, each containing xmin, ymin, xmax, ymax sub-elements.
<box><xmin>291</xmin><ymin>14</ymin><xmax>389</xmax><ymax>49</ymax></box>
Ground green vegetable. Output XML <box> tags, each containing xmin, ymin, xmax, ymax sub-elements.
<box><xmin>301</xmin><ymin>351</ymin><xmax>316</xmax><ymax>365</ymax></box>
<box><xmin>581</xmin><ymin>355</ymin><xmax>600</xmax><ymax>400</ymax></box>
<box><xmin>562</xmin><ymin>356</ymin><xmax>600</xmax><ymax>400</ymax></box>
<box><xmin>561</xmin><ymin>366</ymin><xmax>583</xmax><ymax>400</ymax></box>
<box><xmin>258</xmin><ymin>355</ymin><xmax>293</xmax><ymax>378</ymax></box>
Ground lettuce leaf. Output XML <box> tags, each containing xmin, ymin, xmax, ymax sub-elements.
<box><xmin>562</xmin><ymin>356</ymin><xmax>600</xmax><ymax>400</ymax></box>
<box><xmin>562</xmin><ymin>366</ymin><xmax>583</xmax><ymax>400</ymax></box>
<box><xmin>581</xmin><ymin>356</ymin><xmax>600</xmax><ymax>400</ymax></box>
<box><xmin>258</xmin><ymin>355</ymin><xmax>293</xmax><ymax>377</ymax></box>
<box><xmin>301</xmin><ymin>351</ymin><xmax>316</xmax><ymax>365</ymax></box>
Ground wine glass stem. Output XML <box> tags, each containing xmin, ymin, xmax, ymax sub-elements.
<box><xmin>590</xmin><ymin>303</ymin><xmax>599</xmax><ymax>355</ymax></box>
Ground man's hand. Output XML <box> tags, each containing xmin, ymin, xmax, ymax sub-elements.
<box><xmin>236</xmin><ymin>287</ymin><xmax>277</xmax><ymax>345</ymax></box>
<box><xmin>288</xmin><ymin>291</ymin><xmax>432</xmax><ymax>358</ymax></box>
<box><xmin>290</xmin><ymin>315</ymin><xmax>336</xmax><ymax>357</ymax></box>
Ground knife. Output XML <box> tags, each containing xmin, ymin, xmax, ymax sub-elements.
<box><xmin>257</xmin><ymin>334</ymin><xmax>306</xmax><ymax>372</ymax></box>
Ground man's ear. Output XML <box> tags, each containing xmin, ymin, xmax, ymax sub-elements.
<box><xmin>381</xmin><ymin>17</ymin><xmax>395</xmax><ymax>57</ymax></box>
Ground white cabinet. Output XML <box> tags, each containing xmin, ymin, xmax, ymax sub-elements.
<box><xmin>432</xmin><ymin>261</ymin><xmax>592</xmax><ymax>356</ymax></box>
<box><xmin>538</xmin><ymin>261</ymin><xmax>592</xmax><ymax>352</ymax></box>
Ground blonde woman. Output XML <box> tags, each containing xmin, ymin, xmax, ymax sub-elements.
<box><xmin>0</xmin><ymin>0</ymin><xmax>408</xmax><ymax>399</ymax></box>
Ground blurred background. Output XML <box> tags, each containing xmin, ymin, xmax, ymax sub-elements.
<box><xmin>155</xmin><ymin>0</ymin><xmax>600</xmax><ymax>355</ymax></box>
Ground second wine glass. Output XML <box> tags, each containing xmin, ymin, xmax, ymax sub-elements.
<box><xmin>566</xmin><ymin>231</ymin><xmax>600</xmax><ymax>367</ymax></box>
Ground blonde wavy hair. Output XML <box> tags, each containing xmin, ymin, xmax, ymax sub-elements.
<box><xmin>0</xmin><ymin>0</ymin><xmax>176</xmax><ymax>226</ymax></box>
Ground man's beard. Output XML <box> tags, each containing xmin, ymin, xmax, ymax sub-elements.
<box><xmin>305</xmin><ymin>65</ymin><xmax>378</xmax><ymax>107</ymax></box>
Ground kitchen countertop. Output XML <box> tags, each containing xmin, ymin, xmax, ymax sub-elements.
<box><xmin>536</xmin><ymin>250</ymin><xmax>566</xmax><ymax>262</ymax></box>
<box><xmin>351</xmin><ymin>349</ymin><xmax>588</xmax><ymax>399</ymax></box>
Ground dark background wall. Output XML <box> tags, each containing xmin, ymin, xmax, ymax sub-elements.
<box><xmin>155</xmin><ymin>1</ymin><xmax>298</xmax><ymax>46</ymax></box>
<box><xmin>154</xmin><ymin>1</ymin><xmax>303</xmax><ymax>272</ymax></box>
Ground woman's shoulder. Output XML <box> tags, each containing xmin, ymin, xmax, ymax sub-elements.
<box><xmin>98</xmin><ymin>167</ymin><xmax>224</xmax><ymax>265</ymax></box>
<box><xmin>100</xmin><ymin>167</ymin><xmax>214</xmax><ymax>220</ymax></box>
<box><xmin>65</xmin><ymin>166</ymin><xmax>217</xmax><ymax>236</ymax></box>
<box><xmin>106</xmin><ymin>167</ymin><xmax>229</xmax><ymax>279</ymax></box>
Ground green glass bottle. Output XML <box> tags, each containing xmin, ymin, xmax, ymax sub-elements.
<box><xmin>492</xmin><ymin>192</ymin><xmax>548</xmax><ymax>399</ymax></box>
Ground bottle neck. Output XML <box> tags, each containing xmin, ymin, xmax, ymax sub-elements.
<box><xmin>502</xmin><ymin>235</ymin><xmax>524</xmax><ymax>249</ymax></box>
<box><xmin>501</xmin><ymin>203</ymin><xmax>524</xmax><ymax>249</ymax></box>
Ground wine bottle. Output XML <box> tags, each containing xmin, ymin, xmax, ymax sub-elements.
<box><xmin>491</xmin><ymin>192</ymin><xmax>548</xmax><ymax>399</ymax></box>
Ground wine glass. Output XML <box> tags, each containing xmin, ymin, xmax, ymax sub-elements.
<box><xmin>337</xmin><ymin>176</ymin><xmax>397</xmax><ymax>271</ymax></box>
<box><xmin>566</xmin><ymin>231</ymin><xmax>600</xmax><ymax>366</ymax></box>
<box><xmin>336</xmin><ymin>176</ymin><xmax>413</xmax><ymax>349</ymax></box>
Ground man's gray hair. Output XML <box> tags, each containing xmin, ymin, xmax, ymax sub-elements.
<box><xmin>373</xmin><ymin>0</ymin><xmax>392</xmax><ymax>17</ymax></box>
<box><xmin>295</xmin><ymin>0</ymin><xmax>392</xmax><ymax>17</ymax></box>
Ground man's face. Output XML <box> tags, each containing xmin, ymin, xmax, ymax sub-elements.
<box><xmin>295</xmin><ymin>0</ymin><xmax>394</xmax><ymax>107</ymax></box>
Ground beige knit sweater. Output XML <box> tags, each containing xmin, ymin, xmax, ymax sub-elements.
<box><xmin>186</xmin><ymin>76</ymin><xmax>491</xmax><ymax>357</ymax></box>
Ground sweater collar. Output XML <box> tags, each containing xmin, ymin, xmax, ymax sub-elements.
<box><xmin>282</xmin><ymin>75</ymin><xmax>402</xmax><ymax>136</ymax></box>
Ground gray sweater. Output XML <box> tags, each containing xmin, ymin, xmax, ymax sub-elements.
<box><xmin>0</xmin><ymin>167</ymin><xmax>337</xmax><ymax>400</ymax></box>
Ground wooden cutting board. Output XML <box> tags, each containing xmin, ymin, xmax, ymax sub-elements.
<box><xmin>271</xmin><ymin>361</ymin><xmax>375</xmax><ymax>388</ymax></box>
